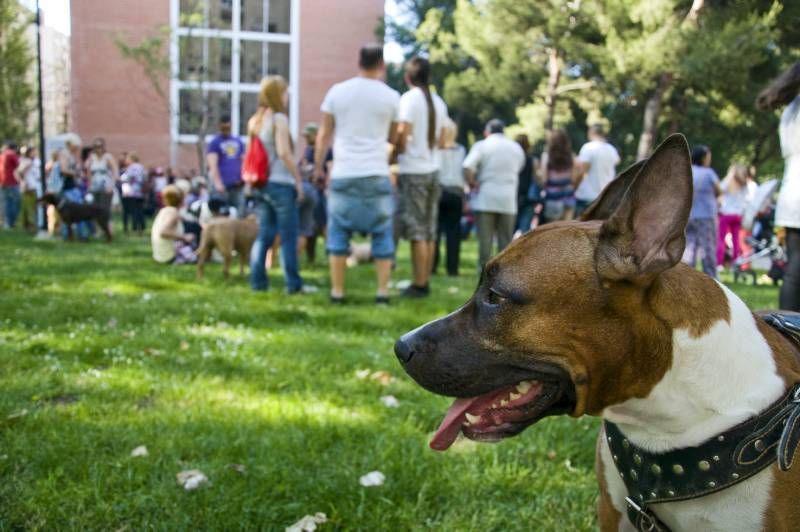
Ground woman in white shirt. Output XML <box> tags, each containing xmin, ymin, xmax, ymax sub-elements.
<box><xmin>716</xmin><ymin>164</ymin><xmax>749</xmax><ymax>268</ymax></box>
<box><xmin>757</xmin><ymin>62</ymin><xmax>800</xmax><ymax>310</ymax></box>
<box><xmin>433</xmin><ymin>118</ymin><xmax>465</xmax><ymax>276</ymax></box>
<box><xmin>395</xmin><ymin>56</ymin><xmax>448</xmax><ymax>297</ymax></box>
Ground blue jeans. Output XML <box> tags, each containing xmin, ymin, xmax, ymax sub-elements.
<box><xmin>1</xmin><ymin>186</ymin><xmax>21</xmax><ymax>228</ymax></box>
<box><xmin>249</xmin><ymin>182</ymin><xmax>303</xmax><ymax>292</ymax></box>
<box><xmin>515</xmin><ymin>201</ymin><xmax>535</xmax><ymax>233</ymax></box>
<box><xmin>327</xmin><ymin>176</ymin><xmax>395</xmax><ymax>259</ymax></box>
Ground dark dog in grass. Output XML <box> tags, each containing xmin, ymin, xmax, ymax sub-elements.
<box><xmin>41</xmin><ymin>193</ymin><xmax>112</xmax><ymax>242</ymax></box>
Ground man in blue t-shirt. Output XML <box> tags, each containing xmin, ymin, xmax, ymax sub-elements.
<box><xmin>206</xmin><ymin>115</ymin><xmax>245</xmax><ymax>217</ymax></box>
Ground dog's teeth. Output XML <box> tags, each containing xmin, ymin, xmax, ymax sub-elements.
<box><xmin>500</xmin><ymin>399</ymin><xmax>508</xmax><ymax>406</ymax></box>
<box><xmin>509</xmin><ymin>392</ymin><xmax>521</xmax><ymax>401</ymax></box>
<box><xmin>516</xmin><ymin>381</ymin><xmax>533</xmax><ymax>394</ymax></box>
<box><xmin>465</xmin><ymin>413</ymin><xmax>480</xmax><ymax>425</ymax></box>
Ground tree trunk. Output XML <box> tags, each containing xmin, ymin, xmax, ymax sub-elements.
<box><xmin>636</xmin><ymin>73</ymin><xmax>671</xmax><ymax>160</ymax></box>
<box><xmin>544</xmin><ymin>48</ymin><xmax>561</xmax><ymax>134</ymax></box>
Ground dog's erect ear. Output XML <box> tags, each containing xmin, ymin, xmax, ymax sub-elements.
<box><xmin>596</xmin><ymin>134</ymin><xmax>692</xmax><ymax>281</ymax></box>
<box><xmin>580</xmin><ymin>160</ymin><xmax>646</xmax><ymax>222</ymax></box>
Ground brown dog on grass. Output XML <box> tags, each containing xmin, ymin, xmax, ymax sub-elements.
<box><xmin>196</xmin><ymin>216</ymin><xmax>258</xmax><ymax>279</ymax></box>
<box><xmin>40</xmin><ymin>192</ymin><xmax>112</xmax><ymax>242</ymax></box>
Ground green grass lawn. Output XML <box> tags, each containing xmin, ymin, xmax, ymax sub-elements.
<box><xmin>0</xmin><ymin>226</ymin><xmax>780</xmax><ymax>531</ymax></box>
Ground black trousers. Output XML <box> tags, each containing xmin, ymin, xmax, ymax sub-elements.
<box><xmin>781</xmin><ymin>228</ymin><xmax>800</xmax><ymax>311</ymax></box>
<box><xmin>122</xmin><ymin>197</ymin><xmax>145</xmax><ymax>233</ymax></box>
<box><xmin>433</xmin><ymin>187</ymin><xmax>463</xmax><ymax>276</ymax></box>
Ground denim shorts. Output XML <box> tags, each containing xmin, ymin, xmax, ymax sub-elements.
<box><xmin>327</xmin><ymin>175</ymin><xmax>394</xmax><ymax>259</ymax></box>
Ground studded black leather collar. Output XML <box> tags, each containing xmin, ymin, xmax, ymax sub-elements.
<box><xmin>605</xmin><ymin>384</ymin><xmax>800</xmax><ymax>531</ymax></box>
<box><xmin>604</xmin><ymin>313</ymin><xmax>800</xmax><ymax>532</ymax></box>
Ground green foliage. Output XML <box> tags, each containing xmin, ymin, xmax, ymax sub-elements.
<box><xmin>420</xmin><ymin>0</ymin><xmax>605</xmax><ymax>145</ymax></box>
<box><xmin>383</xmin><ymin>0</ymin><xmax>459</xmax><ymax>92</ymax></box>
<box><xmin>593</xmin><ymin>0</ymin><xmax>786</xmax><ymax>169</ymax></box>
<box><xmin>411</xmin><ymin>0</ymin><xmax>798</xmax><ymax>173</ymax></box>
<box><xmin>0</xmin><ymin>0</ymin><xmax>35</xmax><ymax>143</ymax></box>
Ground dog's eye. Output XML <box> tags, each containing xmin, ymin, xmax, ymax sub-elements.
<box><xmin>486</xmin><ymin>288</ymin><xmax>507</xmax><ymax>306</ymax></box>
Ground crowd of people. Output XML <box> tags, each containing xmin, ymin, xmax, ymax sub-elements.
<box><xmin>2</xmin><ymin>47</ymin><xmax>800</xmax><ymax>310</ymax></box>
<box><xmin>0</xmin><ymin>133</ymin><xmax>212</xmax><ymax>240</ymax></box>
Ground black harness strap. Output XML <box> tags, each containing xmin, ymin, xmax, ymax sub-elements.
<box><xmin>605</xmin><ymin>312</ymin><xmax>800</xmax><ymax>532</ymax></box>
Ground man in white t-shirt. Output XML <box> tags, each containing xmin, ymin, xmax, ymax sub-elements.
<box><xmin>574</xmin><ymin>124</ymin><xmax>620</xmax><ymax>215</ymax></box>
<box><xmin>462</xmin><ymin>119</ymin><xmax>525</xmax><ymax>270</ymax></box>
<box><xmin>395</xmin><ymin>57</ymin><xmax>449</xmax><ymax>298</ymax></box>
<box><xmin>315</xmin><ymin>44</ymin><xmax>400</xmax><ymax>305</ymax></box>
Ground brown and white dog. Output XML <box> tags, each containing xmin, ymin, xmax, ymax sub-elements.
<box><xmin>395</xmin><ymin>135</ymin><xmax>800</xmax><ymax>531</ymax></box>
<box><xmin>196</xmin><ymin>216</ymin><xmax>258</xmax><ymax>279</ymax></box>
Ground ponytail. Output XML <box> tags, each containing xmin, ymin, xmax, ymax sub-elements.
<box><xmin>405</xmin><ymin>56</ymin><xmax>436</xmax><ymax>150</ymax></box>
<box><xmin>421</xmin><ymin>85</ymin><xmax>436</xmax><ymax>150</ymax></box>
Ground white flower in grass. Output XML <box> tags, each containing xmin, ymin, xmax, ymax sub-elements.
<box><xmin>355</xmin><ymin>369</ymin><xmax>371</xmax><ymax>380</ymax></box>
<box><xmin>141</xmin><ymin>292</ymin><xmax>153</xmax><ymax>302</ymax></box>
<box><xmin>130</xmin><ymin>445</ymin><xmax>148</xmax><ymax>457</ymax></box>
<box><xmin>176</xmin><ymin>469</ymin><xmax>209</xmax><ymax>490</ymax></box>
<box><xmin>359</xmin><ymin>471</ymin><xmax>385</xmax><ymax>487</ymax></box>
<box><xmin>380</xmin><ymin>395</ymin><xmax>399</xmax><ymax>408</ymax></box>
<box><xmin>286</xmin><ymin>512</ymin><xmax>327</xmax><ymax>532</ymax></box>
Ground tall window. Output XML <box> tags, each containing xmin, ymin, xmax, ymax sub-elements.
<box><xmin>171</xmin><ymin>0</ymin><xmax>296</xmax><ymax>143</ymax></box>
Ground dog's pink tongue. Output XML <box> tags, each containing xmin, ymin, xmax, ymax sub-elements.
<box><xmin>430</xmin><ymin>397</ymin><xmax>480</xmax><ymax>451</ymax></box>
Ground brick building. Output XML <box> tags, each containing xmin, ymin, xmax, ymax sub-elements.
<box><xmin>70</xmin><ymin>0</ymin><xmax>384</xmax><ymax>170</ymax></box>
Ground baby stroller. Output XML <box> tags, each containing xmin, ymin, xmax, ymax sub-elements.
<box><xmin>732</xmin><ymin>179</ymin><xmax>785</xmax><ymax>285</ymax></box>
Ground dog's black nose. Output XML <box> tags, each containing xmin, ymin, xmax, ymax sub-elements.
<box><xmin>394</xmin><ymin>338</ymin><xmax>415</xmax><ymax>364</ymax></box>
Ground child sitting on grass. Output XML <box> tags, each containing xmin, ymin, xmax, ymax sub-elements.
<box><xmin>151</xmin><ymin>185</ymin><xmax>196</xmax><ymax>264</ymax></box>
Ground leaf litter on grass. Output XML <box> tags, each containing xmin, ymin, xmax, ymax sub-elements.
<box><xmin>176</xmin><ymin>470</ymin><xmax>209</xmax><ymax>490</ymax></box>
<box><xmin>286</xmin><ymin>512</ymin><xmax>327</xmax><ymax>532</ymax></box>
<box><xmin>379</xmin><ymin>395</ymin><xmax>400</xmax><ymax>408</ymax></box>
<box><xmin>130</xmin><ymin>445</ymin><xmax>148</xmax><ymax>457</ymax></box>
<box><xmin>359</xmin><ymin>471</ymin><xmax>386</xmax><ymax>487</ymax></box>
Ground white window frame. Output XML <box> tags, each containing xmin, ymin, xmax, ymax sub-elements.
<box><xmin>169</xmin><ymin>0</ymin><xmax>300</xmax><ymax>164</ymax></box>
